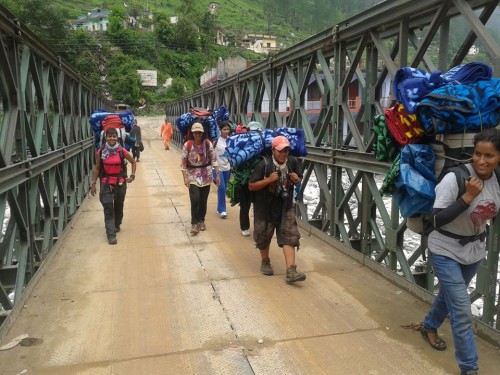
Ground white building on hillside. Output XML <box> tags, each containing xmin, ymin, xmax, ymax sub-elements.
<box><xmin>71</xmin><ymin>9</ymin><xmax>111</xmax><ymax>31</ymax></box>
<box><xmin>71</xmin><ymin>9</ymin><xmax>154</xmax><ymax>32</ymax></box>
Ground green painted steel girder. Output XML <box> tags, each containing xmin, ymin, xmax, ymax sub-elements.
<box><xmin>0</xmin><ymin>4</ymin><xmax>109</xmax><ymax>330</ymax></box>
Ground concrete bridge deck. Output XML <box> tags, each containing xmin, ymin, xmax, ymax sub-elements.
<box><xmin>1</xmin><ymin>123</ymin><xmax>499</xmax><ymax>374</ymax></box>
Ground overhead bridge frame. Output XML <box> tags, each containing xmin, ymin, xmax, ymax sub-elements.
<box><xmin>167</xmin><ymin>0</ymin><xmax>500</xmax><ymax>340</ymax></box>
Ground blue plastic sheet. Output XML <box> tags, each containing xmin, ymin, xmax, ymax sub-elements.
<box><xmin>394</xmin><ymin>144</ymin><xmax>436</xmax><ymax>218</ymax></box>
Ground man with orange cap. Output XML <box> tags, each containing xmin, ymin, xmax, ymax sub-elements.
<box><xmin>248</xmin><ymin>135</ymin><xmax>306</xmax><ymax>283</ymax></box>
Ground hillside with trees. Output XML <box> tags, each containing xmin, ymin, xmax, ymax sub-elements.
<box><xmin>2</xmin><ymin>0</ymin><xmax>498</xmax><ymax>113</ymax></box>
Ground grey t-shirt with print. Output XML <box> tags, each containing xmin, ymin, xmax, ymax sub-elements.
<box><xmin>428</xmin><ymin>164</ymin><xmax>500</xmax><ymax>264</ymax></box>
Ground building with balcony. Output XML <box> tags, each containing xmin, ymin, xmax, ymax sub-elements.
<box><xmin>241</xmin><ymin>34</ymin><xmax>279</xmax><ymax>54</ymax></box>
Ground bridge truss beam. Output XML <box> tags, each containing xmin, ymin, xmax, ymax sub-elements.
<box><xmin>0</xmin><ymin>5</ymin><xmax>107</xmax><ymax>327</ymax></box>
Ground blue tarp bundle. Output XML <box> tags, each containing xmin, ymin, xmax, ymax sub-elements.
<box><xmin>226</xmin><ymin>128</ymin><xmax>307</xmax><ymax>167</ymax></box>
<box><xmin>175</xmin><ymin>105</ymin><xmax>232</xmax><ymax>141</ymax></box>
<box><xmin>393</xmin><ymin>144</ymin><xmax>436</xmax><ymax>218</ymax></box>
<box><xmin>416</xmin><ymin>78</ymin><xmax>500</xmax><ymax>135</ymax></box>
<box><xmin>89</xmin><ymin>109</ymin><xmax>134</xmax><ymax>134</ymax></box>
<box><xmin>393</xmin><ymin>62</ymin><xmax>493</xmax><ymax>114</ymax></box>
<box><xmin>89</xmin><ymin>109</ymin><xmax>135</xmax><ymax>148</ymax></box>
<box><xmin>175</xmin><ymin>113</ymin><xmax>219</xmax><ymax>141</ymax></box>
<box><xmin>213</xmin><ymin>105</ymin><xmax>230</xmax><ymax>124</ymax></box>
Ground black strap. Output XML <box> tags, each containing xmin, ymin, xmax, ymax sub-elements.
<box><xmin>186</xmin><ymin>162</ymin><xmax>211</xmax><ymax>169</ymax></box>
<box><xmin>437</xmin><ymin>228</ymin><xmax>486</xmax><ymax>245</ymax></box>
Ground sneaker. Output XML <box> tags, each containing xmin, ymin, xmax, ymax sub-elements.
<box><xmin>260</xmin><ymin>259</ymin><xmax>274</xmax><ymax>276</ymax></box>
<box><xmin>286</xmin><ymin>265</ymin><xmax>306</xmax><ymax>283</ymax></box>
<box><xmin>108</xmin><ymin>236</ymin><xmax>117</xmax><ymax>245</ymax></box>
<box><xmin>241</xmin><ymin>229</ymin><xmax>250</xmax><ymax>237</ymax></box>
<box><xmin>190</xmin><ymin>224</ymin><xmax>199</xmax><ymax>234</ymax></box>
<box><xmin>198</xmin><ymin>221</ymin><xmax>206</xmax><ymax>231</ymax></box>
<box><xmin>220</xmin><ymin>211</ymin><xmax>227</xmax><ymax>219</ymax></box>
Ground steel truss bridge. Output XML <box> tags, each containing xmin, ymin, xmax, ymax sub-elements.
<box><xmin>1</xmin><ymin>0</ymin><xmax>500</xmax><ymax>344</ymax></box>
<box><xmin>166</xmin><ymin>0</ymin><xmax>500</xmax><ymax>342</ymax></box>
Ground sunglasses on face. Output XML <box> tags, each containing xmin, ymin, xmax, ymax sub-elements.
<box><xmin>275</xmin><ymin>148</ymin><xmax>290</xmax><ymax>154</ymax></box>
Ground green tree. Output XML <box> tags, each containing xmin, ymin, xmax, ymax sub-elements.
<box><xmin>167</xmin><ymin>77</ymin><xmax>191</xmax><ymax>101</ymax></box>
<box><xmin>107</xmin><ymin>6</ymin><xmax>126</xmax><ymax>38</ymax></box>
<box><xmin>4</xmin><ymin>0</ymin><xmax>70</xmax><ymax>45</ymax></box>
<box><xmin>107</xmin><ymin>53</ymin><xmax>142</xmax><ymax>104</ymax></box>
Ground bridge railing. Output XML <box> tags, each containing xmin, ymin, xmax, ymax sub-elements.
<box><xmin>166</xmin><ymin>0</ymin><xmax>500</xmax><ymax>341</ymax></box>
<box><xmin>0</xmin><ymin>5</ymin><xmax>108</xmax><ymax>331</ymax></box>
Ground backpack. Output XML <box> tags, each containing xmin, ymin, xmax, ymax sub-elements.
<box><xmin>227</xmin><ymin>154</ymin><xmax>268</xmax><ymax>205</ymax></box>
<box><xmin>102</xmin><ymin>114</ymin><xmax>123</xmax><ymax>132</ymax></box>
<box><xmin>406</xmin><ymin>164</ymin><xmax>500</xmax><ymax>234</ymax></box>
<box><xmin>98</xmin><ymin>144</ymin><xmax>127</xmax><ymax>181</ymax></box>
<box><xmin>189</xmin><ymin>107</ymin><xmax>212</xmax><ymax>120</ymax></box>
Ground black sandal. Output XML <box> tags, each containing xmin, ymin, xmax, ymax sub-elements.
<box><xmin>421</xmin><ymin>328</ymin><xmax>447</xmax><ymax>351</ymax></box>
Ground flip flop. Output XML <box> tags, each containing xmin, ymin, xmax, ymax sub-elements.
<box><xmin>0</xmin><ymin>334</ymin><xmax>29</xmax><ymax>351</ymax></box>
<box><xmin>421</xmin><ymin>328</ymin><xmax>447</xmax><ymax>351</ymax></box>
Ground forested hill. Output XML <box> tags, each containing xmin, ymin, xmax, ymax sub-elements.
<box><xmin>0</xmin><ymin>0</ymin><xmax>379</xmax><ymax>111</ymax></box>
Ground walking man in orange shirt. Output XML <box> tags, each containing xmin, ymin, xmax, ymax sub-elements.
<box><xmin>161</xmin><ymin>118</ymin><xmax>173</xmax><ymax>150</ymax></box>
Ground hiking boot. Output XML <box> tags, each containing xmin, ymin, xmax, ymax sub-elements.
<box><xmin>108</xmin><ymin>236</ymin><xmax>117</xmax><ymax>245</ymax></box>
<box><xmin>190</xmin><ymin>224</ymin><xmax>199</xmax><ymax>234</ymax></box>
<box><xmin>198</xmin><ymin>221</ymin><xmax>206</xmax><ymax>231</ymax></box>
<box><xmin>286</xmin><ymin>265</ymin><xmax>306</xmax><ymax>283</ymax></box>
<box><xmin>241</xmin><ymin>229</ymin><xmax>250</xmax><ymax>237</ymax></box>
<box><xmin>260</xmin><ymin>259</ymin><xmax>274</xmax><ymax>276</ymax></box>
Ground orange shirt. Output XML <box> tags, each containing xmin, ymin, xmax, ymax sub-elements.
<box><xmin>161</xmin><ymin>122</ymin><xmax>173</xmax><ymax>140</ymax></box>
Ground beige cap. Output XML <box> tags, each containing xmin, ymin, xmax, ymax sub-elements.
<box><xmin>191</xmin><ymin>122</ymin><xmax>204</xmax><ymax>132</ymax></box>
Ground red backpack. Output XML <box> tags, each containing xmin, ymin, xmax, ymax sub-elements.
<box><xmin>102</xmin><ymin>115</ymin><xmax>124</xmax><ymax>131</ymax></box>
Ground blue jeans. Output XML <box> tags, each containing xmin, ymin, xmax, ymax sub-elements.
<box><xmin>213</xmin><ymin>170</ymin><xmax>231</xmax><ymax>214</ymax></box>
<box><xmin>423</xmin><ymin>253</ymin><xmax>480</xmax><ymax>372</ymax></box>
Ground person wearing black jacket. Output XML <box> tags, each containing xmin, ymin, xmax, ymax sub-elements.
<box><xmin>129</xmin><ymin>119</ymin><xmax>143</xmax><ymax>161</ymax></box>
<box><xmin>248</xmin><ymin>135</ymin><xmax>306</xmax><ymax>283</ymax></box>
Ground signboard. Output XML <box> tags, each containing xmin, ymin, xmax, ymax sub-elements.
<box><xmin>137</xmin><ymin>70</ymin><xmax>157</xmax><ymax>87</ymax></box>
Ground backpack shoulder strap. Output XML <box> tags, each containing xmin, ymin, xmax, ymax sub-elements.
<box><xmin>99</xmin><ymin>144</ymin><xmax>105</xmax><ymax>173</ymax></box>
<box><xmin>286</xmin><ymin>156</ymin><xmax>298</xmax><ymax>172</ymax></box>
<box><xmin>451</xmin><ymin>164</ymin><xmax>471</xmax><ymax>197</ymax></box>
<box><xmin>261</xmin><ymin>155</ymin><xmax>270</xmax><ymax>177</ymax></box>
<box><xmin>186</xmin><ymin>140</ymin><xmax>193</xmax><ymax>154</ymax></box>
<box><xmin>494</xmin><ymin>166</ymin><xmax>500</xmax><ymax>184</ymax></box>
<box><xmin>119</xmin><ymin>147</ymin><xmax>126</xmax><ymax>170</ymax></box>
